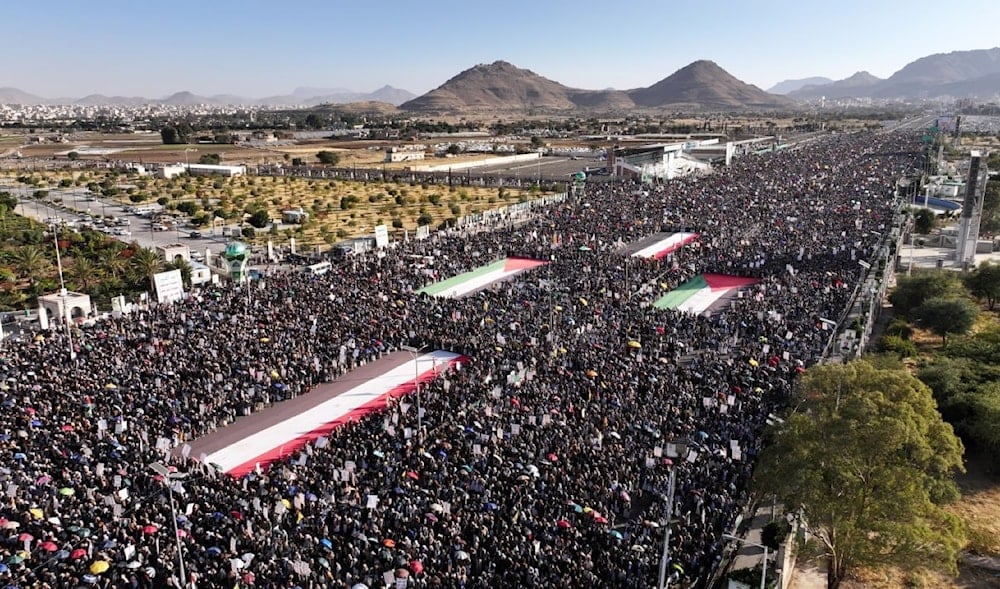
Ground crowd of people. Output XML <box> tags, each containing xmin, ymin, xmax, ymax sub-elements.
<box><xmin>0</xmin><ymin>130</ymin><xmax>922</xmax><ymax>588</ymax></box>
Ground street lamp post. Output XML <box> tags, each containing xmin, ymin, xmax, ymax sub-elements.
<box><xmin>50</xmin><ymin>223</ymin><xmax>75</xmax><ymax>360</ymax></box>
<box><xmin>400</xmin><ymin>345</ymin><xmax>426</xmax><ymax>443</ymax></box>
<box><xmin>656</xmin><ymin>465</ymin><xmax>677</xmax><ymax>589</ymax></box>
<box><xmin>723</xmin><ymin>534</ymin><xmax>769</xmax><ymax>589</ymax></box>
<box><xmin>149</xmin><ymin>463</ymin><xmax>188</xmax><ymax>588</ymax></box>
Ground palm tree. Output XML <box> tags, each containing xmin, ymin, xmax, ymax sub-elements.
<box><xmin>12</xmin><ymin>245</ymin><xmax>51</xmax><ymax>289</ymax></box>
<box><xmin>68</xmin><ymin>257</ymin><xmax>100</xmax><ymax>292</ymax></box>
<box><xmin>164</xmin><ymin>258</ymin><xmax>193</xmax><ymax>289</ymax></box>
<box><xmin>102</xmin><ymin>252</ymin><xmax>130</xmax><ymax>281</ymax></box>
<box><xmin>130</xmin><ymin>248</ymin><xmax>162</xmax><ymax>293</ymax></box>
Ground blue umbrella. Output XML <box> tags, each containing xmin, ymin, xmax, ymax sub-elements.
<box><xmin>0</xmin><ymin>563</ymin><xmax>8</xmax><ymax>573</ymax></box>
<box><xmin>485</xmin><ymin>502</ymin><xmax>498</xmax><ymax>511</ymax></box>
<box><xmin>12</xmin><ymin>453</ymin><xmax>25</xmax><ymax>461</ymax></box>
<box><xmin>206</xmin><ymin>546</ymin><xmax>222</xmax><ymax>557</ymax></box>
<box><xmin>320</xmin><ymin>538</ymin><xmax>332</xmax><ymax>549</ymax></box>
<box><xmin>610</xmin><ymin>530</ymin><xmax>623</xmax><ymax>540</ymax></box>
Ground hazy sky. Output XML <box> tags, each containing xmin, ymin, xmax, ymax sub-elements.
<box><xmin>5</xmin><ymin>0</ymin><xmax>1000</xmax><ymax>98</ymax></box>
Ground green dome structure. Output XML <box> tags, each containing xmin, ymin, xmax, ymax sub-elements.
<box><xmin>224</xmin><ymin>241</ymin><xmax>250</xmax><ymax>283</ymax></box>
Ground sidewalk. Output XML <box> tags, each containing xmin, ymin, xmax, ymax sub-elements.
<box><xmin>787</xmin><ymin>563</ymin><xmax>826</xmax><ymax>589</ymax></box>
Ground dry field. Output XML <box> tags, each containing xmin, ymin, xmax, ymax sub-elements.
<box><xmin>6</xmin><ymin>168</ymin><xmax>546</xmax><ymax>246</ymax></box>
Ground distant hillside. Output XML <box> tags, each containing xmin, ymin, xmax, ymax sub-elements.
<box><xmin>402</xmin><ymin>59</ymin><xmax>789</xmax><ymax>113</ymax></box>
<box><xmin>788</xmin><ymin>48</ymin><xmax>1000</xmax><ymax>101</ymax></box>
<box><xmin>0</xmin><ymin>87</ymin><xmax>46</xmax><ymax>105</ymax></box>
<box><xmin>768</xmin><ymin>77</ymin><xmax>833</xmax><ymax>94</ymax></box>
<box><xmin>628</xmin><ymin>60</ymin><xmax>792</xmax><ymax>109</ymax></box>
<box><xmin>0</xmin><ymin>86</ymin><xmax>415</xmax><ymax>107</ymax></box>
<box><xmin>789</xmin><ymin>71</ymin><xmax>882</xmax><ymax>99</ymax></box>
<box><xmin>401</xmin><ymin>61</ymin><xmax>584</xmax><ymax>112</ymax></box>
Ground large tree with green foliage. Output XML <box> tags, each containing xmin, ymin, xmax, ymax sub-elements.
<box><xmin>756</xmin><ymin>360</ymin><xmax>965</xmax><ymax>589</ymax></box>
<box><xmin>913</xmin><ymin>297</ymin><xmax>979</xmax><ymax>345</ymax></box>
<box><xmin>316</xmin><ymin>150</ymin><xmax>339</xmax><ymax>166</ymax></box>
<box><xmin>888</xmin><ymin>270</ymin><xmax>962</xmax><ymax>317</ymax></box>
<box><xmin>963</xmin><ymin>261</ymin><xmax>1000</xmax><ymax>310</ymax></box>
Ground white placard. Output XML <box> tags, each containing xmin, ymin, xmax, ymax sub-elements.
<box><xmin>153</xmin><ymin>269</ymin><xmax>184</xmax><ymax>304</ymax></box>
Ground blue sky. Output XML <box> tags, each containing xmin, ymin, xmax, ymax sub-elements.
<box><xmin>5</xmin><ymin>0</ymin><xmax>1000</xmax><ymax>98</ymax></box>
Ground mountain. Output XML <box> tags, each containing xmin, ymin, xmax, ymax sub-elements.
<box><xmin>628</xmin><ymin>60</ymin><xmax>792</xmax><ymax>109</ymax></box>
<box><xmin>401</xmin><ymin>59</ymin><xmax>786</xmax><ymax>113</ymax></box>
<box><xmin>0</xmin><ymin>86</ymin><xmax>414</xmax><ymax>106</ymax></box>
<box><xmin>789</xmin><ymin>71</ymin><xmax>882</xmax><ymax>99</ymax></box>
<box><xmin>787</xmin><ymin>48</ymin><xmax>1000</xmax><ymax>101</ymax></box>
<box><xmin>0</xmin><ymin>87</ymin><xmax>46</xmax><ymax>105</ymax></box>
<box><xmin>401</xmin><ymin>61</ymin><xmax>583</xmax><ymax>112</ymax></box>
<box><xmin>768</xmin><ymin>77</ymin><xmax>833</xmax><ymax>94</ymax></box>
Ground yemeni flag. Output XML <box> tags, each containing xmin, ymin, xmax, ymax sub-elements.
<box><xmin>418</xmin><ymin>257</ymin><xmax>548</xmax><ymax>298</ymax></box>
<box><xmin>630</xmin><ymin>232</ymin><xmax>699</xmax><ymax>259</ymax></box>
<box><xmin>654</xmin><ymin>274</ymin><xmax>760</xmax><ymax>315</ymax></box>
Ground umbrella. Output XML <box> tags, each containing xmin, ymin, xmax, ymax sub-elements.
<box><xmin>82</xmin><ymin>574</ymin><xmax>98</xmax><ymax>584</ymax></box>
<box><xmin>36</xmin><ymin>475</ymin><xmax>52</xmax><ymax>485</ymax></box>
<box><xmin>594</xmin><ymin>515</ymin><xmax>609</xmax><ymax>524</ymax></box>
<box><xmin>382</xmin><ymin>539</ymin><xmax>395</xmax><ymax>548</ymax></box>
<box><xmin>585</xmin><ymin>370</ymin><xmax>597</xmax><ymax>378</ymax></box>
<box><xmin>142</xmin><ymin>525</ymin><xmax>158</xmax><ymax>535</ymax></box>
<box><xmin>627</xmin><ymin>340</ymin><xmax>642</xmax><ymax>349</ymax></box>
<box><xmin>430</xmin><ymin>503</ymin><xmax>444</xmax><ymax>513</ymax></box>
<box><xmin>405</xmin><ymin>471</ymin><xmax>419</xmax><ymax>480</ymax></box>
<box><xmin>0</xmin><ymin>563</ymin><xmax>7</xmax><ymax>573</ymax></box>
<box><xmin>320</xmin><ymin>538</ymin><xmax>332</xmax><ymax>549</ymax></box>
<box><xmin>351</xmin><ymin>585</ymin><xmax>370</xmax><ymax>589</ymax></box>
<box><xmin>71</xmin><ymin>548</ymin><xmax>87</xmax><ymax>560</ymax></box>
<box><xmin>556</xmin><ymin>519</ymin><xmax>571</xmax><ymax>529</ymax></box>
<box><xmin>630</xmin><ymin>545</ymin><xmax>646</xmax><ymax>552</ymax></box>
<box><xmin>425</xmin><ymin>513</ymin><xmax>438</xmax><ymax>522</ymax></box>
<box><xmin>6</xmin><ymin>555</ymin><xmax>23</xmax><ymax>565</ymax></box>
<box><xmin>55</xmin><ymin>549</ymin><xmax>70</xmax><ymax>560</ymax></box>
<box><xmin>58</xmin><ymin>487</ymin><xmax>75</xmax><ymax>496</ymax></box>
<box><xmin>126</xmin><ymin>561</ymin><xmax>141</xmax><ymax>569</ymax></box>
<box><xmin>0</xmin><ymin>521</ymin><xmax>18</xmax><ymax>530</ymax></box>
<box><xmin>28</xmin><ymin>508</ymin><xmax>43</xmax><ymax>519</ymax></box>
<box><xmin>546</xmin><ymin>453</ymin><xmax>558</xmax><ymax>462</ymax></box>
<box><xmin>18</xmin><ymin>533</ymin><xmax>33</xmax><ymax>542</ymax></box>
<box><xmin>230</xmin><ymin>557</ymin><xmax>245</xmax><ymax>570</ymax></box>
<box><xmin>206</xmin><ymin>547</ymin><xmax>222</xmax><ymax>557</ymax></box>
<box><xmin>455</xmin><ymin>550</ymin><xmax>470</xmax><ymax>561</ymax></box>
<box><xmin>610</xmin><ymin>530</ymin><xmax>623</xmax><ymax>540</ymax></box>
<box><xmin>39</xmin><ymin>541</ymin><xmax>58</xmax><ymax>552</ymax></box>
<box><xmin>409</xmin><ymin>559</ymin><xmax>424</xmax><ymax>575</ymax></box>
<box><xmin>89</xmin><ymin>560</ymin><xmax>110</xmax><ymax>574</ymax></box>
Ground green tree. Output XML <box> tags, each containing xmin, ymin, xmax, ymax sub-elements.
<box><xmin>888</xmin><ymin>270</ymin><xmax>962</xmax><ymax>318</ymax></box>
<box><xmin>130</xmin><ymin>248</ymin><xmax>162</xmax><ymax>293</ymax></box>
<box><xmin>68</xmin><ymin>256</ymin><xmax>99</xmax><ymax>292</ymax></box>
<box><xmin>160</xmin><ymin>126</ymin><xmax>184</xmax><ymax>145</ymax></box>
<box><xmin>963</xmin><ymin>261</ymin><xmax>1000</xmax><ymax>310</ymax></box>
<box><xmin>316</xmin><ymin>151</ymin><xmax>339</xmax><ymax>165</ymax></box>
<box><xmin>756</xmin><ymin>360</ymin><xmax>965</xmax><ymax>589</ymax></box>
<box><xmin>446</xmin><ymin>144</ymin><xmax>461</xmax><ymax>156</ymax></box>
<box><xmin>164</xmin><ymin>258</ymin><xmax>192</xmax><ymax>288</ymax></box>
<box><xmin>67</xmin><ymin>151</ymin><xmax>80</xmax><ymax>161</ymax></box>
<box><xmin>248</xmin><ymin>209</ymin><xmax>271</xmax><ymax>228</ymax></box>
<box><xmin>913</xmin><ymin>297</ymin><xmax>979</xmax><ymax>345</ymax></box>
<box><xmin>12</xmin><ymin>245</ymin><xmax>51</xmax><ymax>289</ymax></box>
<box><xmin>913</xmin><ymin>208</ymin><xmax>936</xmax><ymax>234</ymax></box>
<box><xmin>198</xmin><ymin>153</ymin><xmax>221</xmax><ymax>165</ymax></box>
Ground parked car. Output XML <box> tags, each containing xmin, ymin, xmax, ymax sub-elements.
<box><xmin>189</xmin><ymin>230</ymin><xmax>202</xmax><ymax>238</ymax></box>
<box><xmin>152</xmin><ymin>223</ymin><xmax>168</xmax><ymax>231</ymax></box>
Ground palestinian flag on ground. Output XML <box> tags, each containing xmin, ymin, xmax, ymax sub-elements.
<box><xmin>418</xmin><ymin>257</ymin><xmax>548</xmax><ymax>298</ymax></box>
<box><xmin>653</xmin><ymin>273</ymin><xmax>760</xmax><ymax>315</ymax></box>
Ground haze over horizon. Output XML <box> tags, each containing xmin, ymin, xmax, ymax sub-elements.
<box><xmin>5</xmin><ymin>0</ymin><xmax>1000</xmax><ymax>99</ymax></box>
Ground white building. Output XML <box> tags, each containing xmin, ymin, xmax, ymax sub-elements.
<box><xmin>39</xmin><ymin>290</ymin><xmax>92</xmax><ymax>324</ymax></box>
<box><xmin>385</xmin><ymin>147</ymin><xmax>426</xmax><ymax>163</ymax></box>
<box><xmin>159</xmin><ymin>163</ymin><xmax>247</xmax><ymax>179</ymax></box>
<box><xmin>156</xmin><ymin>243</ymin><xmax>189</xmax><ymax>263</ymax></box>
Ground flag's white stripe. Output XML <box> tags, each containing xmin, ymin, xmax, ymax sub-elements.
<box><xmin>676</xmin><ymin>287</ymin><xmax>730</xmax><ymax>314</ymax></box>
<box><xmin>631</xmin><ymin>232</ymin><xmax>698</xmax><ymax>259</ymax></box>
<box><xmin>204</xmin><ymin>351</ymin><xmax>460</xmax><ymax>472</ymax></box>
<box><xmin>432</xmin><ymin>268</ymin><xmax>520</xmax><ymax>298</ymax></box>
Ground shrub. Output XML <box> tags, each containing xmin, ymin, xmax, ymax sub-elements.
<box><xmin>880</xmin><ymin>335</ymin><xmax>918</xmax><ymax>358</ymax></box>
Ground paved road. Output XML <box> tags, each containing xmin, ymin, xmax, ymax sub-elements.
<box><xmin>6</xmin><ymin>182</ymin><xmax>229</xmax><ymax>258</ymax></box>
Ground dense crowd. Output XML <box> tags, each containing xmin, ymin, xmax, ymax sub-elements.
<box><xmin>0</xmin><ymin>131</ymin><xmax>921</xmax><ymax>588</ymax></box>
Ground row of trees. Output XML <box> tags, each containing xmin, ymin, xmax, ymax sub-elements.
<box><xmin>759</xmin><ymin>263</ymin><xmax>1000</xmax><ymax>588</ymax></box>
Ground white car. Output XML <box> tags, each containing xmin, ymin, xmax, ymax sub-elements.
<box><xmin>113</xmin><ymin>228</ymin><xmax>131</xmax><ymax>236</ymax></box>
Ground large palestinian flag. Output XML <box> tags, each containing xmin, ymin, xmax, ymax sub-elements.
<box><xmin>418</xmin><ymin>257</ymin><xmax>548</xmax><ymax>298</ymax></box>
<box><xmin>629</xmin><ymin>232</ymin><xmax>699</xmax><ymax>259</ymax></box>
<box><xmin>186</xmin><ymin>350</ymin><xmax>464</xmax><ymax>477</ymax></box>
<box><xmin>654</xmin><ymin>273</ymin><xmax>760</xmax><ymax>315</ymax></box>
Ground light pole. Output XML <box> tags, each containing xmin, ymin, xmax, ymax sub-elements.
<box><xmin>184</xmin><ymin>148</ymin><xmax>197</xmax><ymax>172</ymax></box>
<box><xmin>148</xmin><ymin>463</ymin><xmax>188</xmax><ymax>588</ymax></box>
<box><xmin>656</xmin><ymin>465</ymin><xmax>677</xmax><ymax>589</ymax></box>
<box><xmin>50</xmin><ymin>223</ymin><xmax>75</xmax><ymax>360</ymax></box>
<box><xmin>723</xmin><ymin>534</ymin><xmax>769</xmax><ymax>589</ymax></box>
<box><xmin>400</xmin><ymin>344</ymin><xmax>427</xmax><ymax>443</ymax></box>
